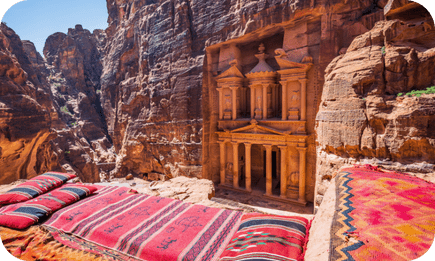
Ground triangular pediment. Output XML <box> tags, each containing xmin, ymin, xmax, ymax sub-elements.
<box><xmin>216</xmin><ymin>61</ymin><xmax>244</xmax><ymax>80</ymax></box>
<box><xmin>230</xmin><ymin>120</ymin><xmax>290</xmax><ymax>135</ymax></box>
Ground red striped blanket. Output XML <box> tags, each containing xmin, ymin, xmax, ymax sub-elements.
<box><xmin>43</xmin><ymin>186</ymin><xmax>243</xmax><ymax>261</ymax></box>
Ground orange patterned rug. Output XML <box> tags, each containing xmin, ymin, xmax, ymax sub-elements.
<box><xmin>330</xmin><ymin>165</ymin><xmax>435</xmax><ymax>261</ymax></box>
<box><xmin>0</xmin><ymin>225</ymin><xmax>140</xmax><ymax>261</ymax></box>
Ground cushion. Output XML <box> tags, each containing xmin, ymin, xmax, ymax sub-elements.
<box><xmin>0</xmin><ymin>184</ymin><xmax>97</xmax><ymax>229</ymax></box>
<box><xmin>0</xmin><ymin>172</ymin><xmax>77</xmax><ymax>205</ymax></box>
<box><xmin>219</xmin><ymin>213</ymin><xmax>310</xmax><ymax>261</ymax></box>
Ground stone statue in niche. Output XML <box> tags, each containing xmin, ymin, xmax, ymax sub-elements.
<box><xmin>258</xmin><ymin>43</ymin><xmax>266</xmax><ymax>54</ymax></box>
<box><xmin>224</xmin><ymin>94</ymin><xmax>232</xmax><ymax>120</ymax></box>
<box><xmin>288</xmin><ymin>89</ymin><xmax>300</xmax><ymax>120</ymax></box>
<box><xmin>225</xmin><ymin>162</ymin><xmax>233</xmax><ymax>183</ymax></box>
<box><xmin>255</xmin><ymin>96</ymin><xmax>262</xmax><ymax>119</ymax></box>
<box><xmin>287</xmin><ymin>171</ymin><xmax>299</xmax><ymax>199</ymax></box>
<box><xmin>267</xmin><ymin>87</ymin><xmax>273</xmax><ymax>118</ymax></box>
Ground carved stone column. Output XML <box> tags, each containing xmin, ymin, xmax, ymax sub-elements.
<box><xmin>297</xmin><ymin>147</ymin><xmax>307</xmax><ymax>203</ymax></box>
<box><xmin>299</xmin><ymin>79</ymin><xmax>307</xmax><ymax>121</ymax></box>
<box><xmin>250</xmin><ymin>87</ymin><xmax>255</xmax><ymax>119</ymax></box>
<box><xmin>265</xmin><ymin>145</ymin><xmax>273</xmax><ymax>196</ymax></box>
<box><xmin>218</xmin><ymin>141</ymin><xmax>226</xmax><ymax>185</ymax></box>
<box><xmin>262</xmin><ymin>85</ymin><xmax>268</xmax><ymax>119</ymax></box>
<box><xmin>244</xmin><ymin>143</ymin><xmax>252</xmax><ymax>192</ymax></box>
<box><xmin>281</xmin><ymin>81</ymin><xmax>287</xmax><ymax>120</ymax></box>
<box><xmin>230</xmin><ymin>87</ymin><xmax>238</xmax><ymax>120</ymax></box>
<box><xmin>278</xmin><ymin>146</ymin><xmax>287</xmax><ymax>198</ymax></box>
<box><xmin>217</xmin><ymin>88</ymin><xmax>223</xmax><ymax>120</ymax></box>
<box><xmin>232</xmin><ymin>142</ymin><xmax>239</xmax><ymax>188</ymax></box>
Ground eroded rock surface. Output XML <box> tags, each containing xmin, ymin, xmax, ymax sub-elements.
<box><xmin>0</xmin><ymin>23</ymin><xmax>114</xmax><ymax>184</ymax></box>
<box><xmin>101</xmin><ymin>0</ymin><xmax>388</xmax><ymax>196</ymax></box>
<box><xmin>0</xmin><ymin>23</ymin><xmax>59</xmax><ymax>184</ymax></box>
<box><xmin>43</xmin><ymin>25</ymin><xmax>113</xmax><ymax>182</ymax></box>
<box><xmin>315</xmin><ymin>13</ymin><xmax>435</xmax><ymax>208</ymax></box>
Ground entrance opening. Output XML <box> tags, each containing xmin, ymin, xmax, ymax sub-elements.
<box><xmin>262</xmin><ymin>151</ymin><xmax>277</xmax><ymax>178</ymax></box>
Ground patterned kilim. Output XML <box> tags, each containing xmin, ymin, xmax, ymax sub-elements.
<box><xmin>0</xmin><ymin>225</ymin><xmax>113</xmax><ymax>261</ymax></box>
<box><xmin>44</xmin><ymin>226</ymin><xmax>143</xmax><ymax>261</ymax></box>
<box><xmin>330</xmin><ymin>165</ymin><xmax>435</xmax><ymax>261</ymax></box>
<box><xmin>43</xmin><ymin>186</ymin><xmax>243</xmax><ymax>261</ymax></box>
<box><xmin>219</xmin><ymin>213</ymin><xmax>310</xmax><ymax>261</ymax></box>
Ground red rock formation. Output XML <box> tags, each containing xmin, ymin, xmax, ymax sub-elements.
<box><xmin>0</xmin><ymin>23</ymin><xmax>59</xmax><ymax>184</ymax></box>
<box><xmin>315</xmin><ymin>1</ymin><xmax>435</xmax><ymax>209</ymax></box>
<box><xmin>101</xmin><ymin>0</ymin><xmax>387</xmax><ymax>190</ymax></box>
<box><xmin>43</xmin><ymin>25</ymin><xmax>113</xmax><ymax>183</ymax></box>
<box><xmin>0</xmin><ymin>23</ymin><xmax>112</xmax><ymax>184</ymax></box>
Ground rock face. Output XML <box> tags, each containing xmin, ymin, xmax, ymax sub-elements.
<box><xmin>1</xmin><ymin>0</ymin><xmax>433</xmax><ymax>212</ymax></box>
<box><xmin>0</xmin><ymin>23</ymin><xmax>60</xmax><ymax>184</ymax></box>
<box><xmin>0</xmin><ymin>23</ymin><xmax>114</xmax><ymax>184</ymax></box>
<box><xmin>315</xmin><ymin>2</ymin><xmax>435</xmax><ymax>209</ymax></box>
<box><xmin>101</xmin><ymin>0</ymin><xmax>387</xmax><ymax>192</ymax></box>
<box><xmin>43</xmin><ymin>25</ymin><xmax>113</xmax><ymax>183</ymax></box>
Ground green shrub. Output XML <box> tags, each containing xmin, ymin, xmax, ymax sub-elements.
<box><xmin>381</xmin><ymin>46</ymin><xmax>386</xmax><ymax>54</ymax></box>
<box><xmin>399</xmin><ymin>86</ymin><xmax>435</xmax><ymax>97</ymax></box>
<box><xmin>61</xmin><ymin>106</ymin><xmax>73</xmax><ymax>116</ymax></box>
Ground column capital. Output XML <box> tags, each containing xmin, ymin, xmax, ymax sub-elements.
<box><xmin>217</xmin><ymin>140</ymin><xmax>229</xmax><ymax>144</ymax></box>
<box><xmin>229</xmin><ymin>86</ymin><xmax>239</xmax><ymax>90</ymax></box>
<box><xmin>298</xmin><ymin>78</ymin><xmax>308</xmax><ymax>84</ymax></box>
<box><xmin>278</xmin><ymin>145</ymin><xmax>287</xmax><ymax>150</ymax></box>
<box><xmin>216</xmin><ymin>87</ymin><xmax>224</xmax><ymax>92</ymax></box>
<box><xmin>264</xmin><ymin>144</ymin><xmax>273</xmax><ymax>150</ymax></box>
<box><xmin>231</xmin><ymin>141</ymin><xmax>239</xmax><ymax>146</ymax></box>
<box><xmin>297</xmin><ymin>147</ymin><xmax>308</xmax><ymax>152</ymax></box>
<box><xmin>244</xmin><ymin>143</ymin><xmax>252</xmax><ymax>148</ymax></box>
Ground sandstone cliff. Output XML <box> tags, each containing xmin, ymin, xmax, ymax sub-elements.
<box><xmin>101</xmin><ymin>0</ymin><xmax>387</xmax><ymax>188</ymax></box>
<box><xmin>1</xmin><ymin>0</ymin><xmax>433</xmax><ymax>211</ymax></box>
<box><xmin>0</xmin><ymin>23</ymin><xmax>58</xmax><ymax>184</ymax></box>
<box><xmin>43</xmin><ymin>24</ymin><xmax>113</xmax><ymax>182</ymax></box>
<box><xmin>315</xmin><ymin>3</ymin><xmax>435</xmax><ymax>208</ymax></box>
<box><xmin>0</xmin><ymin>23</ymin><xmax>115</xmax><ymax>184</ymax></box>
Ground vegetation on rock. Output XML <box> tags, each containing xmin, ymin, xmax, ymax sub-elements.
<box><xmin>397</xmin><ymin>86</ymin><xmax>435</xmax><ymax>97</ymax></box>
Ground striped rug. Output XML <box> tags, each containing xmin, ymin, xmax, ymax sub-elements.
<box><xmin>43</xmin><ymin>186</ymin><xmax>243</xmax><ymax>261</ymax></box>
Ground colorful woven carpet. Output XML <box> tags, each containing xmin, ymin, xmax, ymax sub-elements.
<box><xmin>43</xmin><ymin>186</ymin><xmax>243</xmax><ymax>261</ymax></box>
<box><xmin>0</xmin><ymin>225</ymin><xmax>132</xmax><ymax>261</ymax></box>
<box><xmin>330</xmin><ymin>165</ymin><xmax>435</xmax><ymax>261</ymax></box>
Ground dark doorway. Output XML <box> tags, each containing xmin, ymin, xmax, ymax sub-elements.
<box><xmin>263</xmin><ymin>151</ymin><xmax>277</xmax><ymax>178</ymax></box>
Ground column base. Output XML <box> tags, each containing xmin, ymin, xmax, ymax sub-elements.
<box><xmin>298</xmin><ymin>198</ymin><xmax>307</xmax><ymax>204</ymax></box>
<box><xmin>218</xmin><ymin>184</ymin><xmax>252</xmax><ymax>194</ymax></box>
<box><xmin>263</xmin><ymin>194</ymin><xmax>308</xmax><ymax>206</ymax></box>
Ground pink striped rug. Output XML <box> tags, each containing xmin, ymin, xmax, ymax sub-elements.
<box><xmin>43</xmin><ymin>186</ymin><xmax>243</xmax><ymax>261</ymax></box>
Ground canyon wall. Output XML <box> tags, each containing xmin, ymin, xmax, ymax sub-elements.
<box><xmin>0</xmin><ymin>23</ymin><xmax>114</xmax><ymax>183</ymax></box>
<box><xmin>1</xmin><ymin>0</ymin><xmax>433</xmax><ymax>210</ymax></box>
<box><xmin>0</xmin><ymin>23</ymin><xmax>57</xmax><ymax>184</ymax></box>
<box><xmin>315</xmin><ymin>1</ymin><xmax>435</xmax><ymax>209</ymax></box>
<box><xmin>101</xmin><ymin>0</ymin><xmax>387</xmax><ymax>190</ymax></box>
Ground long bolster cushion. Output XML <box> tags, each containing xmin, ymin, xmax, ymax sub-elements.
<box><xmin>0</xmin><ymin>184</ymin><xmax>97</xmax><ymax>229</ymax></box>
<box><xmin>219</xmin><ymin>213</ymin><xmax>311</xmax><ymax>261</ymax></box>
<box><xmin>0</xmin><ymin>172</ymin><xmax>77</xmax><ymax>205</ymax></box>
